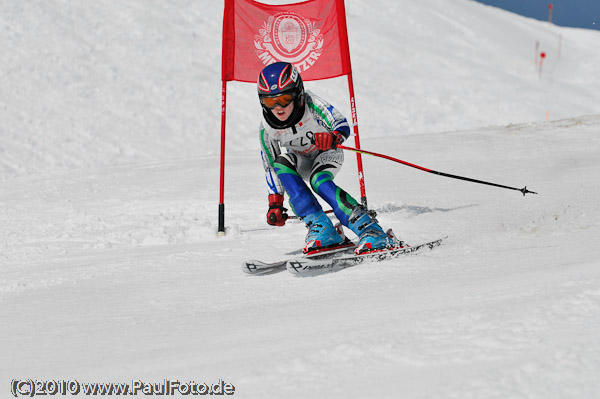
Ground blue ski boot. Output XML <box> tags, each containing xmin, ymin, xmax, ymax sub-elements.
<box><xmin>302</xmin><ymin>210</ymin><xmax>344</xmax><ymax>254</ymax></box>
<box><xmin>347</xmin><ymin>208</ymin><xmax>398</xmax><ymax>255</ymax></box>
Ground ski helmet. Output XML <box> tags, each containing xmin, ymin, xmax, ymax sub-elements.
<box><xmin>257</xmin><ymin>62</ymin><xmax>305</xmax><ymax>129</ymax></box>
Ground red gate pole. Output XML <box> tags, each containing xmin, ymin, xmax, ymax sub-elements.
<box><xmin>346</xmin><ymin>72</ymin><xmax>368</xmax><ymax>208</ymax></box>
<box><xmin>218</xmin><ymin>80</ymin><xmax>227</xmax><ymax>236</ymax></box>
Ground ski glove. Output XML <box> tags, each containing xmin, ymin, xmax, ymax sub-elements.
<box><xmin>267</xmin><ymin>194</ymin><xmax>288</xmax><ymax>226</ymax></box>
<box><xmin>314</xmin><ymin>131</ymin><xmax>344</xmax><ymax>151</ymax></box>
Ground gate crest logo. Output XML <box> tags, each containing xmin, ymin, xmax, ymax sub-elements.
<box><xmin>254</xmin><ymin>12</ymin><xmax>324</xmax><ymax>73</ymax></box>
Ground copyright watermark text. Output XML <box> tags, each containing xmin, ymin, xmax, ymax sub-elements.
<box><xmin>10</xmin><ymin>379</ymin><xmax>235</xmax><ymax>397</ymax></box>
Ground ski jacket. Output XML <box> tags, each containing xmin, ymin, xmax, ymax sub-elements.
<box><xmin>259</xmin><ymin>91</ymin><xmax>351</xmax><ymax>195</ymax></box>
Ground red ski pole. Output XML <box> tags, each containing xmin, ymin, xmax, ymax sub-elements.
<box><xmin>337</xmin><ymin>144</ymin><xmax>537</xmax><ymax>196</ymax></box>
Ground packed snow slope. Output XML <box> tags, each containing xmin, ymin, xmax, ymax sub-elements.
<box><xmin>2</xmin><ymin>0</ymin><xmax>600</xmax><ymax>180</ymax></box>
<box><xmin>2</xmin><ymin>0</ymin><xmax>600</xmax><ymax>398</ymax></box>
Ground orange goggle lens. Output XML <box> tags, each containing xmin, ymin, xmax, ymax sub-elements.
<box><xmin>261</xmin><ymin>94</ymin><xmax>294</xmax><ymax>109</ymax></box>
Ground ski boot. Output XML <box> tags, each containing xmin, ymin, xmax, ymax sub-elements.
<box><xmin>347</xmin><ymin>208</ymin><xmax>399</xmax><ymax>255</ymax></box>
<box><xmin>302</xmin><ymin>210</ymin><xmax>344</xmax><ymax>254</ymax></box>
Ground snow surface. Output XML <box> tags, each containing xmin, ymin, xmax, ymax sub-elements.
<box><xmin>2</xmin><ymin>0</ymin><xmax>600</xmax><ymax>398</ymax></box>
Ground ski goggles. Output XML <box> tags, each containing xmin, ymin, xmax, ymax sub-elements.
<box><xmin>260</xmin><ymin>93</ymin><xmax>295</xmax><ymax>109</ymax></box>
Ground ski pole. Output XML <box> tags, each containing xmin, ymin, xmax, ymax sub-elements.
<box><xmin>287</xmin><ymin>209</ymin><xmax>334</xmax><ymax>221</ymax></box>
<box><xmin>337</xmin><ymin>144</ymin><xmax>537</xmax><ymax>196</ymax></box>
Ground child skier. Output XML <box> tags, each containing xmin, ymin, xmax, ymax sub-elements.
<box><xmin>257</xmin><ymin>62</ymin><xmax>398</xmax><ymax>255</ymax></box>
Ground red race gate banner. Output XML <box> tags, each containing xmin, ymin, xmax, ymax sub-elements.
<box><xmin>218</xmin><ymin>0</ymin><xmax>366</xmax><ymax>235</ymax></box>
<box><xmin>222</xmin><ymin>0</ymin><xmax>352</xmax><ymax>82</ymax></box>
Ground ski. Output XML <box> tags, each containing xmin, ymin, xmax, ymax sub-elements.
<box><xmin>286</xmin><ymin>237</ymin><xmax>445</xmax><ymax>276</ymax></box>
<box><xmin>241</xmin><ymin>259</ymin><xmax>288</xmax><ymax>276</ymax></box>
<box><xmin>241</xmin><ymin>240</ymin><xmax>356</xmax><ymax>275</ymax></box>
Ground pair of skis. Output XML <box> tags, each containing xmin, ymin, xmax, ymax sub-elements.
<box><xmin>241</xmin><ymin>236</ymin><xmax>445</xmax><ymax>277</ymax></box>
